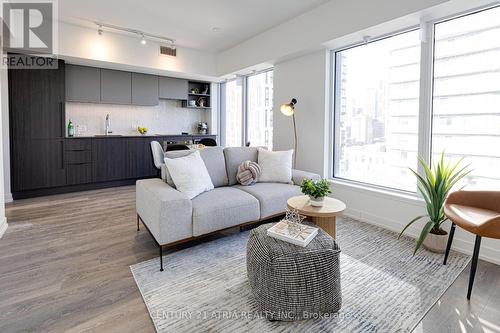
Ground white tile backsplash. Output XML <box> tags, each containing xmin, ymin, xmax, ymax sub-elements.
<box><xmin>65</xmin><ymin>100</ymin><xmax>208</xmax><ymax>136</ymax></box>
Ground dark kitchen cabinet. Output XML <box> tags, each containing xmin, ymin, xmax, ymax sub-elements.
<box><xmin>66</xmin><ymin>163</ymin><xmax>93</xmax><ymax>185</ymax></box>
<box><xmin>132</xmin><ymin>73</ymin><xmax>159</xmax><ymax>106</ymax></box>
<box><xmin>9</xmin><ymin>59</ymin><xmax>65</xmax><ymax>140</ymax></box>
<box><xmin>11</xmin><ymin>139</ymin><xmax>66</xmax><ymax>191</ymax></box>
<box><xmin>92</xmin><ymin>138</ymin><xmax>129</xmax><ymax>182</ymax></box>
<box><xmin>93</xmin><ymin>137</ymin><xmax>156</xmax><ymax>182</ymax></box>
<box><xmin>65</xmin><ymin>65</ymin><xmax>101</xmax><ymax>103</ymax></box>
<box><xmin>159</xmin><ymin>77</ymin><xmax>188</xmax><ymax>100</ymax></box>
<box><xmin>100</xmin><ymin>69</ymin><xmax>132</xmax><ymax>104</ymax></box>
<box><xmin>9</xmin><ymin>57</ymin><xmax>67</xmax><ymax>194</ymax></box>
<box><xmin>65</xmin><ymin>138</ymin><xmax>93</xmax><ymax>185</ymax></box>
<box><xmin>127</xmin><ymin>138</ymin><xmax>157</xmax><ymax>178</ymax></box>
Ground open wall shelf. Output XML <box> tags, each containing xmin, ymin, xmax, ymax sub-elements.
<box><xmin>183</xmin><ymin>81</ymin><xmax>211</xmax><ymax>109</ymax></box>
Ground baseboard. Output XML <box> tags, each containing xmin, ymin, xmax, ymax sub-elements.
<box><xmin>4</xmin><ymin>192</ymin><xmax>13</xmax><ymax>203</ymax></box>
<box><xmin>0</xmin><ymin>216</ymin><xmax>8</xmax><ymax>239</ymax></box>
<box><xmin>343</xmin><ymin>208</ymin><xmax>500</xmax><ymax>266</ymax></box>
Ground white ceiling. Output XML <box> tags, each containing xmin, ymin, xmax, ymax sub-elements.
<box><xmin>59</xmin><ymin>0</ymin><xmax>331</xmax><ymax>52</ymax></box>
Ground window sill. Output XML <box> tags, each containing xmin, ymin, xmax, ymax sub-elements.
<box><xmin>328</xmin><ymin>178</ymin><xmax>424</xmax><ymax>207</ymax></box>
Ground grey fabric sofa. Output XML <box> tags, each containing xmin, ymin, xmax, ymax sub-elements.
<box><xmin>136</xmin><ymin>146</ymin><xmax>320</xmax><ymax>271</ymax></box>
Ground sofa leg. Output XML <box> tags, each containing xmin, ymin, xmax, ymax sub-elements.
<box><xmin>137</xmin><ymin>215</ymin><xmax>140</xmax><ymax>231</ymax></box>
<box><xmin>443</xmin><ymin>223</ymin><xmax>456</xmax><ymax>265</ymax></box>
<box><xmin>159</xmin><ymin>245</ymin><xmax>164</xmax><ymax>272</ymax></box>
<box><xmin>467</xmin><ymin>235</ymin><xmax>481</xmax><ymax>300</ymax></box>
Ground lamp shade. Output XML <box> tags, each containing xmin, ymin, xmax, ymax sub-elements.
<box><xmin>280</xmin><ymin>104</ymin><xmax>294</xmax><ymax>116</ymax></box>
<box><xmin>280</xmin><ymin>98</ymin><xmax>297</xmax><ymax>116</ymax></box>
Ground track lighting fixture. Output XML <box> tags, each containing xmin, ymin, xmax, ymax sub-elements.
<box><xmin>93</xmin><ymin>21</ymin><xmax>175</xmax><ymax>46</ymax></box>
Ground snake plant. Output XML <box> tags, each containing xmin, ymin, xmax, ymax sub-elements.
<box><xmin>399</xmin><ymin>152</ymin><xmax>471</xmax><ymax>254</ymax></box>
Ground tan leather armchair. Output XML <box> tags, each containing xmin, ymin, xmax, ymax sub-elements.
<box><xmin>443</xmin><ymin>190</ymin><xmax>500</xmax><ymax>299</ymax></box>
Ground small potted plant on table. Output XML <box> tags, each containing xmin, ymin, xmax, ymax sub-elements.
<box><xmin>301</xmin><ymin>178</ymin><xmax>331</xmax><ymax>207</ymax></box>
<box><xmin>399</xmin><ymin>153</ymin><xmax>471</xmax><ymax>254</ymax></box>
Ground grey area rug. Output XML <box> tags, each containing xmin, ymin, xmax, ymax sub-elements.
<box><xmin>131</xmin><ymin>218</ymin><xmax>470</xmax><ymax>333</ymax></box>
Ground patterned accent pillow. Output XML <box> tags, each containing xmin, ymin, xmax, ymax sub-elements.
<box><xmin>236</xmin><ymin>160</ymin><xmax>261</xmax><ymax>186</ymax></box>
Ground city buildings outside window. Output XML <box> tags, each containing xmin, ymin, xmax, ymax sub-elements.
<box><xmin>221</xmin><ymin>78</ymin><xmax>243</xmax><ymax>147</ymax></box>
<box><xmin>431</xmin><ymin>6</ymin><xmax>500</xmax><ymax>189</ymax></box>
<box><xmin>334</xmin><ymin>30</ymin><xmax>421</xmax><ymax>191</ymax></box>
<box><xmin>221</xmin><ymin>70</ymin><xmax>274</xmax><ymax>149</ymax></box>
<box><xmin>333</xmin><ymin>5</ymin><xmax>500</xmax><ymax>192</ymax></box>
<box><xmin>248</xmin><ymin>71</ymin><xmax>274</xmax><ymax>149</ymax></box>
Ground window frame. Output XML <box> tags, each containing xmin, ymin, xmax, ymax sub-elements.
<box><xmin>220</xmin><ymin>68</ymin><xmax>274</xmax><ymax>148</ymax></box>
<box><xmin>331</xmin><ymin>27</ymin><xmax>423</xmax><ymax>193</ymax></box>
<box><xmin>330</xmin><ymin>3</ymin><xmax>500</xmax><ymax>195</ymax></box>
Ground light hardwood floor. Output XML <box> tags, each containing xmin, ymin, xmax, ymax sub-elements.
<box><xmin>0</xmin><ymin>186</ymin><xmax>499</xmax><ymax>333</ymax></box>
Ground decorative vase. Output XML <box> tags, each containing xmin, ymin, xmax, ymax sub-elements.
<box><xmin>309</xmin><ymin>196</ymin><xmax>325</xmax><ymax>207</ymax></box>
<box><xmin>422</xmin><ymin>231</ymin><xmax>449</xmax><ymax>253</ymax></box>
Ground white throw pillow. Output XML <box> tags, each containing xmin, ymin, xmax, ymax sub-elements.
<box><xmin>257</xmin><ymin>148</ymin><xmax>293</xmax><ymax>184</ymax></box>
<box><xmin>164</xmin><ymin>150</ymin><xmax>214</xmax><ymax>199</ymax></box>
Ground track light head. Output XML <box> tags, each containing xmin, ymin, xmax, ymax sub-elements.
<box><xmin>97</xmin><ymin>25</ymin><xmax>103</xmax><ymax>35</ymax></box>
<box><xmin>141</xmin><ymin>34</ymin><xmax>146</xmax><ymax>45</ymax></box>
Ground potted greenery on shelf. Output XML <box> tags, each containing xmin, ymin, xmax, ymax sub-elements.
<box><xmin>301</xmin><ymin>178</ymin><xmax>332</xmax><ymax>207</ymax></box>
<box><xmin>399</xmin><ymin>153</ymin><xmax>471</xmax><ymax>254</ymax></box>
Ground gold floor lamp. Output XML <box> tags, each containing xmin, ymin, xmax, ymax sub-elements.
<box><xmin>280</xmin><ymin>98</ymin><xmax>298</xmax><ymax>167</ymax></box>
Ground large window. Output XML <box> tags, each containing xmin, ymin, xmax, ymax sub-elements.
<box><xmin>221</xmin><ymin>78</ymin><xmax>243</xmax><ymax>147</ymax></box>
<box><xmin>247</xmin><ymin>71</ymin><xmax>274</xmax><ymax>149</ymax></box>
<box><xmin>333</xmin><ymin>5</ymin><xmax>500</xmax><ymax>193</ymax></box>
<box><xmin>431</xmin><ymin>6</ymin><xmax>500</xmax><ymax>189</ymax></box>
<box><xmin>334</xmin><ymin>30</ymin><xmax>421</xmax><ymax>191</ymax></box>
<box><xmin>221</xmin><ymin>70</ymin><xmax>274</xmax><ymax>149</ymax></box>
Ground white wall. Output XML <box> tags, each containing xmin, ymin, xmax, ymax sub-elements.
<box><xmin>1</xmin><ymin>64</ymin><xmax>11</xmax><ymax>204</ymax></box>
<box><xmin>59</xmin><ymin>22</ymin><xmax>218</xmax><ymax>80</ymax></box>
<box><xmin>273</xmin><ymin>50</ymin><xmax>330</xmax><ymax>176</ymax></box>
<box><xmin>217</xmin><ymin>0</ymin><xmax>448</xmax><ymax>76</ymax></box>
<box><xmin>0</xmin><ymin>52</ymin><xmax>8</xmax><ymax>238</ymax></box>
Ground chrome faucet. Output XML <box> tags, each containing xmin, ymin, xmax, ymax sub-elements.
<box><xmin>105</xmin><ymin>114</ymin><xmax>112</xmax><ymax>135</ymax></box>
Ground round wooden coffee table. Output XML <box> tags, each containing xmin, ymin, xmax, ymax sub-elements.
<box><xmin>287</xmin><ymin>195</ymin><xmax>346</xmax><ymax>238</ymax></box>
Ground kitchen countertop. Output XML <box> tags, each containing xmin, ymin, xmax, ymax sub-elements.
<box><xmin>66</xmin><ymin>134</ymin><xmax>217</xmax><ymax>139</ymax></box>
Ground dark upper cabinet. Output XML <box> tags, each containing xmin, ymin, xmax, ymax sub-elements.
<box><xmin>66</xmin><ymin>65</ymin><xmax>101</xmax><ymax>103</ymax></box>
<box><xmin>132</xmin><ymin>73</ymin><xmax>159</xmax><ymax>106</ymax></box>
<box><xmin>92</xmin><ymin>138</ymin><xmax>129</xmax><ymax>182</ymax></box>
<box><xmin>65</xmin><ymin>65</ymin><xmax>188</xmax><ymax>105</ymax></box>
<box><xmin>159</xmin><ymin>77</ymin><xmax>188</xmax><ymax>100</ymax></box>
<box><xmin>100</xmin><ymin>69</ymin><xmax>132</xmax><ymax>104</ymax></box>
<box><xmin>8</xmin><ymin>59</ymin><xmax>65</xmax><ymax>140</ymax></box>
<box><xmin>11</xmin><ymin>139</ymin><xmax>66</xmax><ymax>191</ymax></box>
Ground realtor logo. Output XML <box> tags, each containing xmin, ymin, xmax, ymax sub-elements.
<box><xmin>1</xmin><ymin>0</ymin><xmax>58</xmax><ymax>68</ymax></box>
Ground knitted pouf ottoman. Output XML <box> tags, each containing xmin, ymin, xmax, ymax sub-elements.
<box><xmin>246</xmin><ymin>223</ymin><xmax>342</xmax><ymax>321</ymax></box>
